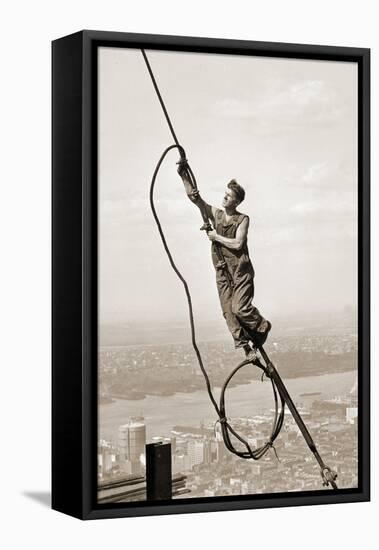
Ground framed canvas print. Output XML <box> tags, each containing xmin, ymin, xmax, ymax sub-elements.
<box><xmin>52</xmin><ymin>30</ymin><xmax>370</xmax><ymax>519</ymax></box>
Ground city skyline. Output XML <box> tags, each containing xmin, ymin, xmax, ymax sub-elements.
<box><xmin>98</xmin><ymin>329</ymin><xmax>358</xmax><ymax>500</ymax></box>
<box><xmin>98</xmin><ymin>387</ymin><xmax>358</xmax><ymax>499</ymax></box>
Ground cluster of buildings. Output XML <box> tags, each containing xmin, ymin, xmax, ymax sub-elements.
<box><xmin>269</xmin><ymin>332</ymin><xmax>358</xmax><ymax>355</ymax></box>
<box><xmin>98</xmin><ymin>330</ymin><xmax>358</xmax><ymax>400</ymax></box>
<box><xmin>98</xmin><ymin>327</ymin><xmax>358</xmax><ymax>498</ymax></box>
<box><xmin>99</xmin><ymin>417</ymin><xmax>146</xmax><ymax>478</ymax></box>
<box><xmin>98</xmin><ymin>418</ymin><xmax>226</xmax><ymax>481</ymax></box>
<box><xmin>98</xmin><ymin>391</ymin><xmax>358</xmax><ymax>497</ymax></box>
<box><xmin>180</xmin><ymin>395</ymin><xmax>358</xmax><ymax>496</ymax></box>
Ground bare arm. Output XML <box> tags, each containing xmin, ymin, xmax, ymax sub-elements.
<box><xmin>178</xmin><ymin>168</ymin><xmax>217</xmax><ymax>221</ymax></box>
<box><xmin>208</xmin><ymin>216</ymin><xmax>249</xmax><ymax>250</ymax></box>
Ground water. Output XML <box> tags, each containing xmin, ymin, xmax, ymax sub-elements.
<box><xmin>99</xmin><ymin>370</ymin><xmax>356</xmax><ymax>442</ymax></box>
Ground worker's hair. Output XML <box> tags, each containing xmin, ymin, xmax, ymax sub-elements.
<box><xmin>228</xmin><ymin>179</ymin><xmax>245</xmax><ymax>204</ymax></box>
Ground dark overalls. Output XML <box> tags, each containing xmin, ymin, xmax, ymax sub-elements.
<box><xmin>211</xmin><ymin>208</ymin><xmax>264</xmax><ymax>349</ymax></box>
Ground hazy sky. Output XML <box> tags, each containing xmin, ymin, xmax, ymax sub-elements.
<box><xmin>98</xmin><ymin>47</ymin><xmax>357</xmax><ymax>327</ymax></box>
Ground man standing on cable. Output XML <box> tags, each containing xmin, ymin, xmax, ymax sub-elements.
<box><xmin>178</xmin><ymin>160</ymin><xmax>271</xmax><ymax>361</ymax></box>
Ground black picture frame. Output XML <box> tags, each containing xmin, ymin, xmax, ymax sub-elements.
<box><xmin>52</xmin><ymin>30</ymin><xmax>370</xmax><ymax>520</ymax></box>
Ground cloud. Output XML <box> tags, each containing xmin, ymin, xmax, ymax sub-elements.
<box><xmin>100</xmin><ymin>196</ymin><xmax>199</xmax><ymax>230</ymax></box>
<box><xmin>301</xmin><ymin>162</ymin><xmax>329</xmax><ymax>184</ymax></box>
<box><xmin>289</xmin><ymin>162</ymin><xmax>356</xmax><ymax>220</ymax></box>
<box><xmin>284</xmin><ymin>157</ymin><xmax>357</xmax><ymax>195</ymax></box>
<box><xmin>263</xmin><ymin>212</ymin><xmax>356</xmax><ymax>248</ymax></box>
<box><xmin>212</xmin><ymin>79</ymin><xmax>346</xmax><ymax>131</ymax></box>
<box><xmin>290</xmin><ymin>199</ymin><xmax>355</xmax><ymax>218</ymax></box>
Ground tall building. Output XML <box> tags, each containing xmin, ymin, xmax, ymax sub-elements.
<box><xmin>346</xmin><ymin>406</ymin><xmax>358</xmax><ymax>424</ymax></box>
<box><xmin>216</xmin><ymin>440</ymin><xmax>227</xmax><ymax>463</ymax></box>
<box><xmin>203</xmin><ymin>439</ymin><xmax>212</xmax><ymax>465</ymax></box>
<box><xmin>118</xmin><ymin>417</ymin><xmax>146</xmax><ymax>474</ymax></box>
<box><xmin>187</xmin><ymin>440</ymin><xmax>204</xmax><ymax>469</ymax></box>
<box><xmin>98</xmin><ymin>440</ymin><xmax>117</xmax><ymax>479</ymax></box>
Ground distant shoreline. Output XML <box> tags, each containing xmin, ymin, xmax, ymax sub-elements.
<box><xmin>99</xmin><ymin>366</ymin><xmax>357</xmax><ymax>403</ymax></box>
<box><xmin>99</xmin><ymin>315</ymin><xmax>357</xmax><ymax>349</ymax></box>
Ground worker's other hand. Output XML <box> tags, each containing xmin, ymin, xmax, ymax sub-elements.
<box><xmin>207</xmin><ymin>230</ymin><xmax>217</xmax><ymax>242</ymax></box>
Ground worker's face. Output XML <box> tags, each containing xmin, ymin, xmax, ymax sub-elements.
<box><xmin>222</xmin><ymin>188</ymin><xmax>239</xmax><ymax>209</ymax></box>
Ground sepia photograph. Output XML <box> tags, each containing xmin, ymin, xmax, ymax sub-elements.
<box><xmin>97</xmin><ymin>46</ymin><xmax>358</xmax><ymax>504</ymax></box>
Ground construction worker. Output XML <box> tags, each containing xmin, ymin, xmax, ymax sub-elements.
<box><xmin>178</xmin><ymin>160</ymin><xmax>271</xmax><ymax>361</ymax></box>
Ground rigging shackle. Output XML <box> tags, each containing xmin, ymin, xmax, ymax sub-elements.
<box><xmin>321</xmin><ymin>466</ymin><xmax>338</xmax><ymax>489</ymax></box>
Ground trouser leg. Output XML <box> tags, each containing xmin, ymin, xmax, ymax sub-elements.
<box><xmin>216</xmin><ymin>275</ymin><xmax>250</xmax><ymax>348</ymax></box>
<box><xmin>231</xmin><ymin>272</ymin><xmax>266</xmax><ymax>339</ymax></box>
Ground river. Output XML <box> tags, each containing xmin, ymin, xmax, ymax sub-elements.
<box><xmin>99</xmin><ymin>370</ymin><xmax>356</xmax><ymax>442</ymax></box>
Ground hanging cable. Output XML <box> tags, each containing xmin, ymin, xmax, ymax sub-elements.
<box><xmin>142</xmin><ymin>49</ymin><xmax>338</xmax><ymax>488</ymax></box>
<box><xmin>149</xmin><ymin>143</ymin><xmax>284</xmax><ymax>460</ymax></box>
<box><xmin>141</xmin><ymin>49</ymin><xmax>181</xmax><ymax>149</ymax></box>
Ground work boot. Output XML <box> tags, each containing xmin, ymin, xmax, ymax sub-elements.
<box><xmin>253</xmin><ymin>320</ymin><xmax>272</xmax><ymax>348</ymax></box>
<box><xmin>243</xmin><ymin>344</ymin><xmax>258</xmax><ymax>363</ymax></box>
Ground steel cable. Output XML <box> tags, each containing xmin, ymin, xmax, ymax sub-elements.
<box><xmin>149</xmin><ymin>144</ymin><xmax>285</xmax><ymax>460</ymax></box>
<box><xmin>142</xmin><ymin>48</ymin><xmax>338</xmax><ymax>487</ymax></box>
